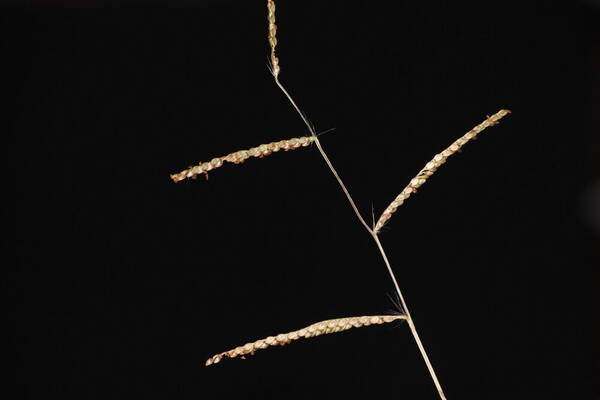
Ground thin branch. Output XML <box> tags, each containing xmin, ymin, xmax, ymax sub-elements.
<box><xmin>374</xmin><ymin>109</ymin><xmax>511</xmax><ymax>233</ymax></box>
<box><xmin>170</xmin><ymin>136</ymin><xmax>314</xmax><ymax>183</ymax></box>
<box><xmin>372</xmin><ymin>233</ymin><xmax>447</xmax><ymax>400</ymax></box>
<box><xmin>265</xmin><ymin>1</ymin><xmax>450</xmax><ymax>399</ymax></box>
<box><xmin>267</xmin><ymin>0</ymin><xmax>371</xmax><ymax>233</ymax></box>
<box><xmin>206</xmin><ymin>315</ymin><xmax>406</xmax><ymax>366</ymax></box>
<box><xmin>274</xmin><ymin>78</ymin><xmax>373</xmax><ymax>233</ymax></box>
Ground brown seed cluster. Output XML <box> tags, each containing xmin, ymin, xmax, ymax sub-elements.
<box><xmin>170</xmin><ymin>136</ymin><xmax>315</xmax><ymax>183</ymax></box>
<box><xmin>205</xmin><ymin>314</ymin><xmax>406</xmax><ymax>366</ymax></box>
<box><xmin>374</xmin><ymin>109</ymin><xmax>511</xmax><ymax>233</ymax></box>
<box><xmin>267</xmin><ymin>0</ymin><xmax>279</xmax><ymax>77</ymax></box>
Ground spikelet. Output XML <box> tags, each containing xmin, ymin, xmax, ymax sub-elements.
<box><xmin>170</xmin><ymin>136</ymin><xmax>315</xmax><ymax>182</ymax></box>
<box><xmin>267</xmin><ymin>0</ymin><xmax>280</xmax><ymax>77</ymax></box>
<box><xmin>374</xmin><ymin>109</ymin><xmax>511</xmax><ymax>233</ymax></box>
<box><xmin>205</xmin><ymin>314</ymin><xmax>406</xmax><ymax>366</ymax></box>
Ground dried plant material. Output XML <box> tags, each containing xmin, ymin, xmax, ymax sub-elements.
<box><xmin>205</xmin><ymin>314</ymin><xmax>406</xmax><ymax>366</ymax></box>
<box><xmin>373</xmin><ymin>109</ymin><xmax>511</xmax><ymax>233</ymax></box>
<box><xmin>170</xmin><ymin>136</ymin><xmax>315</xmax><ymax>182</ymax></box>
<box><xmin>171</xmin><ymin>3</ymin><xmax>512</xmax><ymax>399</ymax></box>
<box><xmin>267</xmin><ymin>0</ymin><xmax>280</xmax><ymax>77</ymax></box>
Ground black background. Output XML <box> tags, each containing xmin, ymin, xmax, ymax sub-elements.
<box><xmin>7</xmin><ymin>1</ymin><xmax>599</xmax><ymax>399</ymax></box>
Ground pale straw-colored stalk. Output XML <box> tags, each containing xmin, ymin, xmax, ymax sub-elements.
<box><xmin>266</xmin><ymin>1</ymin><xmax>371</xmax><ymax>233</ymax></box>
<box><xmin>264</xmin><ymin>2</ymin><xmax>510</xmax><ymax>399</ymax></box>
<box><xmin>205</xmin><ymin>315</ymin><xmax>406</xmax><ymax>366</ymax></box>
<box><xmin>173</xmin><ymin>3</ymin><xmax>511</xmax><ymax>398</ymax></box>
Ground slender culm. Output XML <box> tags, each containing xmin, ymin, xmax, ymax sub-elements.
<box><xmin>171</xmin><ymin>3</ymin><xmax>511</xmax><ymax>399</ymax></box>
<box><xmin>259</xmin><ymin>3</ymin><xmax>510</xmax><ymax>400</ymax></box>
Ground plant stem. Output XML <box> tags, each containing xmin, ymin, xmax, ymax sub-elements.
<box><xmin>372</xmin><ymin>233</ymin><xmax>447</xmax><ymax>400</ymax></box>
<box><xmin>271</xmin><ymin>74</ymin><xmax>448</xmax><ymax>400</ymax></box>
<box><xmin>274</xmin><ymin>77</ymin><xmax>372</xmax><ymax>234</ymax></box>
